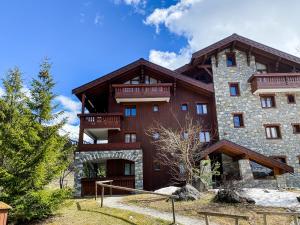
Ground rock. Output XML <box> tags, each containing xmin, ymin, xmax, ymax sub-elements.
<box><xmin>172</xmin><ymin>184</ymin><xmax>202</xmax><ymax>201</ymax></box>
<box><xmin>297</xmin><ymin>196</ymin><xmax>300</xmax><ymax>202</ymax></box>
<box><xmin>215</xmin><ymin>189</ymin><xmax>255</xmax><ymax>204</ymax></box>
<box><xmin>154</xmin><ymin>186</ymin><xmax>180</xmax><ymax>195</ymax></box>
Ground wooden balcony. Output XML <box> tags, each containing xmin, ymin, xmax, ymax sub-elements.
<box><xmin>249</xmin><ymin>73</ymin><xmax>300</xmax><ymax>94</ymax></box>
<box><xmin>79</xmin><ymin>113</ymin><xmax>122</xmax><ymax>130</ymax></box>
<box><xmin>78</xmin><ymin>142</ymin><xmax>141</xmax><ymax>152</ymax></box>
<box><xmin>112</xmin><ymin>83</ymin><xmax>172</xmax><ymax>103</ymax></box>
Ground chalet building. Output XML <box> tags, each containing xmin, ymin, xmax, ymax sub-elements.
<box><xmin>72</xmin><ymin>34</ymin><xmax>299</xmax><ymax>197</ymax></box>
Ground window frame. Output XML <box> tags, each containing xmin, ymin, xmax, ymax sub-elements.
<box><xmin>199</xmin><ymin>131</ymin><xmax>211</xmax><ymax>143</ymax></box>
<box><xmin>264</xmin><ymin>124</ymin><xmax>282</xmax><ymax>139</ymax></box>
<box><xmin>226</xmin><ymin>52</ymin><xmax>237</xmax><ymax>67</ymax></box>
<box><xmin>229</xmin><ymin>82</ymin><xmax>240</xmax><ymax>96</ymax></box>
<box><xmin>124</xmin><ymin>133</ymin><xmax>137</xmax><ymax>143</ymax></box>
<box><xmin>124</xmin><ymin>105</ymin><xmax>137</xmax><ymax>117</ymax></box>
<box><xmin>260</xmin><ymin>95</ymin><xmax>276</xmax><ymax>108</ymax></box>
<box><xmin>292</xmin><ymin>123</ymin><xmax>300</xmax><ymax>134</ymax></box>
<box><xmin>196</xmin><ymin>103</ymin><xmax>208</xmax><ymax>115</ymax></box>
<box><xmin>287</xmin><ymin>94</ymin><xmax>296</xmax><ymax>104</ymax></box>
<box><xmin>232</xmin><ymin>113</ymin><xmax>244</xmax><ymax>128</ymax></box>
<box><xmin>124</xmin><ymin>162</ymin><xmax>135</xmax><ymax>176</ymax></box>
<box><xmin>181</xmin><ymin>103</ymin><xmax>188</xmax><ymax>111</ymax></box>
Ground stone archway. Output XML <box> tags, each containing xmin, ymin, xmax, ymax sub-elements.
<box><xmin>74</xmin><ymin>149</ymin><xmax>143</xmax><ymax>197</ymax></box>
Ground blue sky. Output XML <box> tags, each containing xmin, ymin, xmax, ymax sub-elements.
<box><xmin>0</xmin><ymin>0</ymin><xmax>185</xmax><ymax>97</ymax></box>
<box><xmin>1</xmin><ymin>0</ymin><xmax>300</xmax><ymax>138</ymax></box>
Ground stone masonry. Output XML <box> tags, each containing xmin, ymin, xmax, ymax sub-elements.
<box><xmin>74</xmin><ymin>149</ymin><xmax>143</xmax><ymax>197</ymax></box>
<box><xmin>212</xmin><ymin>49</ymin><xmax>300</xmax><ymax>188</ymax></box>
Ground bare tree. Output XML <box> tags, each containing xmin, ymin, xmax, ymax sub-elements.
<box><xmin>146</xmin><ymin>113</ymin><xmax>220</xmax><ymax>189</ymax></box>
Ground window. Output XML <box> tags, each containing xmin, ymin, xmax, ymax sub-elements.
<box><xmin>287</xmin><ymin>94</ymin><xmax>296</xmax><ymax>104</ymax></box>
<box><xmin>233</xmin><ymin>113</ymin><xmax>244</xmax><ymax>128</ymax></box>
<box><xmin>125</xmin><ymin>133</ymin><xmax>136</xmax><ymax>143</ymax></box>
<box><xmin>153</xmin><ymin>105</ymin><xmax>159</xmax><ymax>112</ymax></box>
<box><xmin>124</xmin><ymin>162</ymin><xmax>135</xmax><ymax>175</ymax></box>
<box><xmin>153</xmin><ymin>161</ymin><xmax>161</xmax><ymax>171</ymax></box>
<box><xmin>183</xmin><ymin>132</ymin><xmax>188</xmax><ymax>140</ymax></box>
<box><xmin>226</xmin><ymin>52</ymin><xmax>236</xmax><ymax>67</ymax></box>
<box><xmin>292</xmin><ymin>124</ymin><xmax>300</xmax><ymax>134</ymax></box>
<box><xmin>153</xmin><ymin>132</ymin><xmax>160</xmax><ymax>140</ymax></box>
<box><xmin>264</xmin><ymin>125</ymin><xmax>281</xmax><ymax>139</ymax></box>
<box><xmin>270</xmin><ymin>156</ymin><xmax>287</xmax><ymax>164</ymax></box>
<box><xmin>181</xmin><ymin>104</ymin><xmax>188</xmax><ymax>111</ymax></box>
<box><xmin>125</xmin><ymin>105</ymin><xmax>136</xmax><ymax>117</ymax></box>
<box><xmin>229</xmin><ymin>83</ymin><xmax>240</xmax><ymax>96</ymax></box>
<box><xmin>260</xmin><ymin>96</ymin><xmax>275</xmax><ymax>108</ymax></box>
<box><xmin>196</xmin><ymin>103</ymin><xmax>208</xmax><ymax>115</ymax></box>
<box><xmin>199</xmin><ymin>131</ymin><xmax>210</xmax><ymax>143</ymax></box>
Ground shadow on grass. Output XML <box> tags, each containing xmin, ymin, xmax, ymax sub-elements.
<box><xmin>75</xmin><ymin>201</ymin><xmax>138</xmax><ymax>225</ymax></box>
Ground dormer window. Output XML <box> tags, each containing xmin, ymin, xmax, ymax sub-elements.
<box><xmin>226</xmin><ymin>52</ymin><xmax>236</xmax><ymax>67</ymax></box>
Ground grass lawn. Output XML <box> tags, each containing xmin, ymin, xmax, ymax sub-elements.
<box><xmin>123</xmin><ymin>192</ymin><xmax>294</xmax><ymax>225</ymax></box>
<box><xmin>38</xmin><ymin>198</ymin><xmax>172</xmax><ymax>225</ymax></box>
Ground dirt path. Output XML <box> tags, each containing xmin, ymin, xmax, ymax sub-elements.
<box><xmin>99</xmin><ymin>196</ymin><xmax>217</xmax><ymax>225</ymax></box>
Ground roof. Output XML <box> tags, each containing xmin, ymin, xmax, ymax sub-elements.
<box><xmin>72</xmin><ymin>58</ymin><xmax>214</xmax><ymax>96</ymax></box>
<box><xmin>191</xmin><ymin>33</ymin><xmax>300</xmax><ymax>64</ymax></box>
<box><xmin>201</xmin><ymin>140</ymin><xmax>294</xmax><ymax>174</ymax></box>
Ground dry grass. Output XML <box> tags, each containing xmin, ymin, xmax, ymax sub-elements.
<box><xmin>123</xmin><ymin>192</ymin><xmax>294</xmax><ymax>225</ymax></box>
<box><xmin>37</xmin><ymin>198</ymin><xmax>172</xmax><ymax>225</ymax></box>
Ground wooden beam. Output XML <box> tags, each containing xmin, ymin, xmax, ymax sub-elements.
<box><xmin>247</xmin><ymin>46</ymin><xmax>253</xmax><ymax>66</ymax></box>
<box><xmin>275</xmin><ymin>57</ymin><xmax>281</xmax><ymax>72</ymax></box>
<box><xmin>203</xmin><ymin>67</ymin><xmax>213</xmax><ymax>77</ymax></box>
<box><xmin>81</xmin><ymin>94</ymin><xmax>86</xmax><ymax>114</ymax></box>
<box><xmin>230</xmin><ymin>41</ymin><xmax>236</xmax><ymax>52</ymax></box>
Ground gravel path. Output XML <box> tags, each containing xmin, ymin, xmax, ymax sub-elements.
<box><xmin>99</xmin><ymin>196</ymin><xmax>216</xmax><ymax>225</ymax></box>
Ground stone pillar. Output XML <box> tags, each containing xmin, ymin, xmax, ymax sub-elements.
<box><xmin>238</xmin><ymin>159</ymin><xmax>254</xmax><ymax>181</ymax></box>
<box><xmin>276</xmin><ymin>175</ymin><xmax>287</xmax><ymax>189</ymax></box>
<box><xmin>74</xmin><ymin>152</ymin><xmax>84</xmax><ymax>197</ymax></box>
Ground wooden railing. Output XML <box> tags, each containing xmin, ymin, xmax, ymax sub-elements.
<box><xmin>198</xmin><ymin>211</ymin><xmax>248</xmax><ymax>225</ymax></box>
<box><xmin>78</xmin><ymin>142</ymin><xmax>141</xmax><ymax>152</ymax></box>
<box><xmin>81</xmin><ymin>176</ymin><xmax>135</xmax><ymax>195</ymax></box>
<box><xmin>257</xmin><ymin>211</ymin><xmax>300</xmax><ymax>225</ymax></box>
<box><xmin>112</xmin><ymin>83</ymin><xmax>172</xmax><ymax>99</ymax></box>
<box><xmin>249</xmin><ymin>73</ymin><xmax>300</xmax><ymax>93</ymax></box>
<box><xmin>95</xmin><ymin>180</ymin><xmax>178</xmax><ymax>224</ymax></box>
<box><xmin>79</xmin><ymin>113</ymin><xmax>122</xmax><ymax>129</ymax></box>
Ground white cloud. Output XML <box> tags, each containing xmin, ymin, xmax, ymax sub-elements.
<box><xmin>113</xmin><ymin>0</ymin><xmax>147</xmax><ymax>14</ymax></box>
<box><xmin>145</xmin><ymin>0</ymin><xmax>300</xmax><ymax>69</ymax></box>
<box><xmin>94</xmin><ymin>13</ymin><xmax>103</xmax><ymax>25</ymax></box>
<box><xmin>0</xmin><ymin>87</ymin><xmax>4</xmax><ymax>97</ymax></box>
<box><xmin>55</xmin><ymin>95</ymin><xmax>81</xmax><ymax>113</ymax></box>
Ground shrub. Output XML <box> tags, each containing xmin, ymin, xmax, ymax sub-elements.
<box><xmin>9</xmin><ymin>188</ymin><xmax>72</xmax><ymax>224</ymax></box>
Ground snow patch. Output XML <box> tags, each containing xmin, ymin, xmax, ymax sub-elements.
<box><xmin>154</xmin><ymin>186</ymin><xmax>180</xmax><ymax>195</ymax></box>
<box><xmin>240</xmin><ymin>188</ymin><xmax>300</xmax><ymax>209</ymax></box>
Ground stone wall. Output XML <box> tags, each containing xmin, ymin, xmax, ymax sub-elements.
<box><xmin>212</xmin><ymin>49</ymin><xmax>300</xmax><ymax>187</ymax></box>
<box><xmin>74</xmin><ymin>149</ymin><xmax>143</xmax><ymax>197</ymax></box>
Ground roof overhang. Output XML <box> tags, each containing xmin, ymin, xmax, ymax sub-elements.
<box><xmin>201</xmin><ymin>140</ymin><xmax>294</xmax><ymax>174</ymax></box>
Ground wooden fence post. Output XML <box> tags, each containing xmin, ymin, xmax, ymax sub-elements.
<box><xmin>171</xmin><ymin>198</ymin><xmax>175</xmax><ymax>224</ymax></box>
<box><xmin>101</xmin><ymin>186</ymin><xmax>104</xmax><ymax>207</ymax></box>
<box><xmin>263</xmin><ymin>214</ymin><xmax>267</xmax><ymax>225</ymax></box>
<box><xmin>95</xmin><ymin>182</ymin><xmax>97</xmax><ymax>200</ymax></box>
<box><xmin>294</xmin><ymin>215</ymin><xmax>299</xmax><ymax>225</ymax></box>
<box><xmin>235</xmin><ymin>218</ymin><xmax>239</xmax><ymax>225</ymax></box>
<box><xmin>204</xmin><ymin>214</ymin><xmax>210</xmax><ymax>225</ymax></box>
<box><xmin>110</xmin><ymin>181</ymin><xmax>112</xmax><ymax>196</ymax></box>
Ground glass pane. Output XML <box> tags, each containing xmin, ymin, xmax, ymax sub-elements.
<box><xmin>131</xmin><ymin>106</ymin><xmax>136</xmax><ymax>116</ymax></box>
<box><xmin>266</xmin><ymin>127</ymin><xmax>271</xmax><ymax>138</ymax></box>
<box><xmin>125</xmin><ymin>134</ymin><xmax>131</xmax><ymax>143</ymax></box>
<box><xmin>203</xmin><ymin>104</ymin><xmax>208</xmax><ymax>114</ymax></box>
<box><xmin>196</xmin><ymin>104</ymin><xmax>202</xmax><ymax>114</ymax></box>
<box><xmin>131</xmin><ymin>164</ymin><xmax>135</xmax><ymax>175</ymax></box>
<box><xmin>205</xmin><ymin>132</ymin><xmax>210</xmax><ymax>142</ymax></box>
<box><xmin>199</xmin><ymin>132</ymin><xmax>205</xmax><ymax>142</ymax></box>
<box><xmin>124</xmin><ymin>163</ymin><xmax>131</xmax><ymax>175</ymax></box>
<box><xmin>125</xmin><ymin>108</ymin><xmax>131</xmax><ymax>116</ymax></box>
<box><xmin>261</xmin><ymin>98</ymin><xmax>266</xmax><ymax>108</ymax></box>
<box><xmin>234</xmin><ymin>116</ymin><xmax>240</xmax><ymax>127</ymax></box>
<box><xmin>230</xmin><ymin>86</ymin><xmax>237</xmax><ymax>96</ymax></box>
<box><xmin>153</xmin><ymin>105</ymin><xmax>159</xmax><ymax>112</ymax></box>
<box><xmin>181</xmin><ymin>104</ymin><xmax>187</xmax><ymax>111</ymax></box>
<box><xmin>266</xmin><ymin>98</ymin><xmax>272</xmax><ymax>107</ymax></box>
<box><xmin>183</xmin><ymin>132</ymin><xmax>188</xmax><ymax>139</ymax></box>
<box><xmin>271</xmin><ymin>127</ymin><xmax>278</xmax><ymax>138</ymax></box>
<box><xmin>131</xmin><ymin>134</ymin><xmax>136</xmax><ymax>142</ymax></box>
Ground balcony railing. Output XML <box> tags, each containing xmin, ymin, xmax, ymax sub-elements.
<box><xmin>79</xmin><ymin>113</ymin><xmax>122</xmax><ymax>130</ymax></box>
<box><xmin>78</xmin><ymin>142</ymin><xmax>141</xmax><ymax>152</ymax></box>
<box><xmin>249</xmin><ymin>73</ymin><xmax>300</xmax><ymax>94</ymax></box>
<box><xmin>112</xmin><ymin>83</ymin><xmax>172</xmax><ymax>103</ymax></box>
